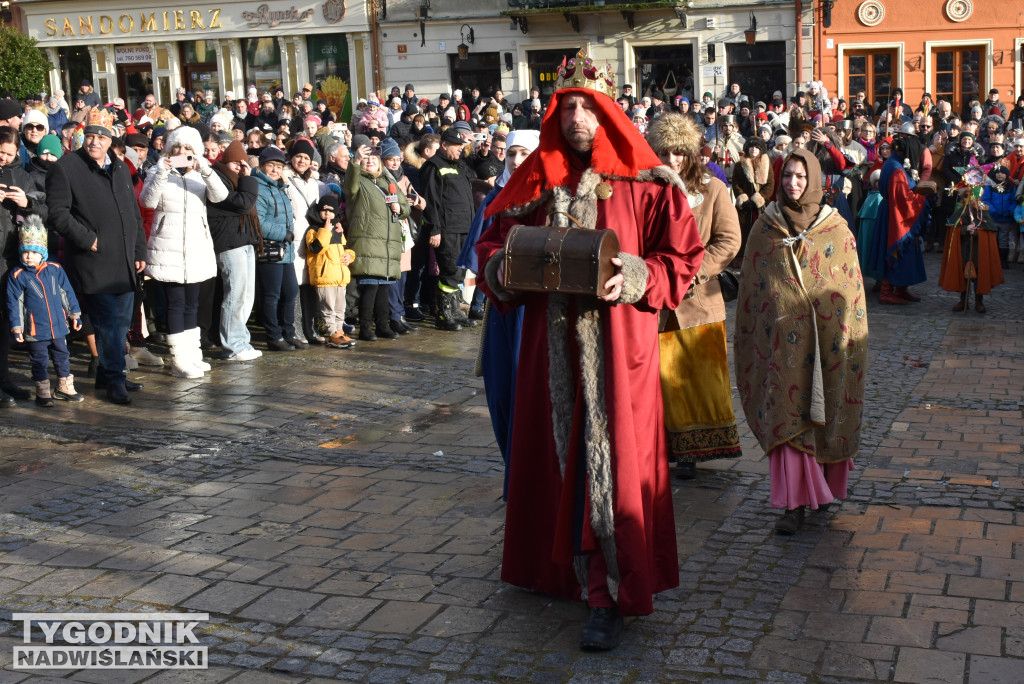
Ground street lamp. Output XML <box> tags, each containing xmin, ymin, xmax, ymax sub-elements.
<box><xmin>458</xmin><ymin>23</ymin><xmax>474</xmax><ymax>61</ymax></box>
<box><xmin>744</xmin><ymin>12</ymin><xmax>758</xmax><ymax>45</ymax></box>
<box><xmin>822</xmin><ymin>0</ymin><xmax>836</xmax><ymax>29</ymax></box>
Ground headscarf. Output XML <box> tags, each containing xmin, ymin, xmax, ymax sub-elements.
<box><xmin>495</xmin><ymin>129</ymin><xmax>540</xmax><ymax>187</ymax></box>
<box><xmin>486</xmin><ymin>88</ymin><xmax>662</xmax><ymax>218</ymax></box>
<box><xmin>778</xmin><ymin>148</ymin><xmax>823</xmax><ymax>235</ymax></box>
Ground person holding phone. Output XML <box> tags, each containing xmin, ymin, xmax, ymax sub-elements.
<box><xmin>0</xmin><ymin>126</ymin><xmax>40</xmax><ymax>405</ymax></box>
<box><xmin>141</xmin><ymin>126</ymin><xmax>229</xmax><ymax>378</ymax></box>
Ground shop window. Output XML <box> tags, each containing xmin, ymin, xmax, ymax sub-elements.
<box><xmin>635</xmin><ymin>45</ymin><xmax>695</xmax><ymax>103</ymax></box>
<box><xmin>58</xmin><ymin>46</ymin><xmax>91</xmax><ymax>101</ymax></box>
<box><xmin>528</xmin><ymin>48</ymin><xmax>580</xmax><ymax>102</ymax></box>
<box><xmin>932</xmin><ymin>46</ymin><xmax>984</xmax><ymax>117</ymax></box>
<box><xmin>245</xmin><ymin>37</ymin><xmax>282</xmax><ymax>93</ymax></box>
<box><xmin>182</xmin><ymin>41</ymin><xmax>217</xmax><ymax>65</ymax></box>
<box><xmin>448</xmin><ymin>52</ymin><xmax>501</xmax><ymax>99</ymax></box>
<box><xmin>307</xmin><ymin>35</ymin><xmax>352</xmax><ymax>122</ymax></box>
<box><xmin>726</xmin><ymin>42</ymin><xmax>785</xmax><ymax>104</ymax></box>
<box><xmin>845</xmin><ymin>49</ymin><xmax>897</xmax><ymax>112</ymax></box>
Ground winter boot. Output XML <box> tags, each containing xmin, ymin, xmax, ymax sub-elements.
<box><xmin>34</xmin><ymin>380</ymin><xmax>53</xmax><ymax>408</ymax></box>
<box><xmin>358</xmin><ymin>284</ymin><xmax>378</xmax><ymax>341</ymax></box>
<box><xmin>878</xmin><ymin>280</ymin><xmax>907</xmax><ymax>305</ymax></box>
<box><xmin>450</xmin><ymin>293</ymin><xmax>480</xmax><ymax>328</ymax></box>
<box><xmin>185</xmin><ymin>328</ymin><xmax>211</xmax><ymax>372</ymax></box>
<box><xmin>167</xmin><ymin>332</ymin><xmax>204</xmax><ymax>378</ymax></box>
<box><xmin>374</xmin><ymin>288</ymin><xmax>398</xmax><ymax>339</ymax></box>
<box><xmin>999</xmin><ymin>247</ymin><xmax>1009</xmax><ymax>268</ymax></box>
<box><xmin>54</xmin><ymin>375</ymin><xmax>84</xmax><ymax>403</ymax></box>
<box><xmin>974</xmin><ymin>293</ymin><xmax>986</xmax><ymax>314</ymax></box>
<box><xmin>1007</xmin><ymin>245</ymin><xmax>1017</xmax><ymax>265</ymax></box>
<box><xmin>952</xmin><ymin>292</ymin><xmax>968</xmax><ymax>312</ymax></box>
<box><xmin>435</xmin><ymin>291</ymin><xmax>462</xmax><ymax>331</ymax></box>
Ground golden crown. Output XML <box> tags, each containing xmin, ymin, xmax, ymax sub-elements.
<box><xmin>555</xmin><ymin>50</ymin><xmax>616</xmax><ymax>100</ymax></box>
<box><xmin>86</xmin><ymin>107</ymin><xmax>114</xmax><ymax>134</ymax></box>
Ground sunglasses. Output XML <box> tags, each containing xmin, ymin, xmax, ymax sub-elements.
<box><xmin>25</xmin><ymin>124</ymin><xmax>46</xmax><ymax>131</ymax></box>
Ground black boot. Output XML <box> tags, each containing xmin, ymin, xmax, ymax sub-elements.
<box><xmin>374</xmin><ymin>286</ymin><xmax>398</xmax><ymax>339</ymax></box>
<box><xmin>450</xmin><ymin>294</ymin><xmax>480</xmax><ymax>328</ymax></box>
<box><xmin>358</xmin><ymin>283</ymin><xmax>378</xmax><ymax>341</ymax></box>
<box><xmin>999</xmin><ymin>247</ymin><xmax>1009</xmax><ymax>268</ymax></box>
<box><xmin>580</xmin><ymin>606</ymin><xmax>624</xmax><ymax>651</ymax></box>
<box><xmin>435</xmin><ymin>291</ymin><xmax>462</xmax><ymax>331</ymax></box>
<box><xmin>975</xmin><ymin>293</ymin><xmax>986</xmax><ymax>314</ymax></box>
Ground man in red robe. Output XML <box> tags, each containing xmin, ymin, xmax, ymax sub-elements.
<box><xmin>475</xmin><ymin>50</ymin><xmax>704</xmax><ymax>651</ymax></box>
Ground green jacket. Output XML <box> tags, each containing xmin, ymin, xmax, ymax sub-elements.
<box><xmin>344</xmin><ymin>165</ymin><xmax>410</xmax><ymax>279</ymax></box>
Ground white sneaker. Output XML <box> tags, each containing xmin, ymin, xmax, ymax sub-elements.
<box><xmin>130</xmin><ymin>346</ymin><xmax>164</xmax><ymax>366</ymax></box>
<box><xmin>226</xmin><ymin>348</ymin><xmax>263</xmax><ymax>362</ymax></box>
<box><xmin>124</xmin><ymin>353</ymin><xmax>139</xmax><ymax>370</ymax></box>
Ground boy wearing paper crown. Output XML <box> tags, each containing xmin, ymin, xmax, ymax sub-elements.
<box><xmin>6</xmin><ymin>215</ymin><xmax>84</xmax><ymax>406</ymax></box>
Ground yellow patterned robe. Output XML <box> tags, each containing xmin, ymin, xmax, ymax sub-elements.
<box><xmin>734</xmin><ymin>203</ymin><xmax>868</xmax><ymax>463</ymax></box>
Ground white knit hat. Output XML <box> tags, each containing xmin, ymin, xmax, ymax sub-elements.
<box><xmin>166</xmin><ymin>125</ymin><xmax>203</xmax><ymax>155</ymax></box>
<box><xmin>21</xmin><ymin>108</ymin><xmax>48</xmax><ymax>132</ymax></box>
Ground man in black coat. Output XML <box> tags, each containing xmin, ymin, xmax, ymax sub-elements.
<box><xmin>421</xmin><ymin>128</ymin><xmax>478</xmax><ymax>331</ymax></box>
<box><xmin>46</xmin><ymin>109</ymin><xmax>147</xmax><ymax>404</ymax></box>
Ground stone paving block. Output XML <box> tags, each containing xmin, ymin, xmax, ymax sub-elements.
<box><xmin>187</xmin><ymin>516</ymin><xmax>256</xmax><ymax>535</ymax></box>
<box><xmin>126</xmin><ymin>574</ymin><xmax>210</xmax><ymax>606</ymax></box>
<box><xmin>70</xmin><ymin>570</ymin><xmax>154</xmax><ymax>598</ymax></box>
<box><xmin>947</xmin><ymin>576</ymin><xmax>1007</xmax><ymax>600</ymax></box>
<box><xmin>260</xmin><ymin>564</ymin><xmax>334</xmax><ymax>590</ymax></box>
<box><xmin>237</xmin><ymin>588</ymin><xmax>324</xmax><ymax>624</ymax></box>
<box><xmin>979</xmin><ymin>557</ymin><xmax>1024</xmax><ymax>582</ymax></box>
<box><xmin>300</xmin><ymin>596</ymin><xmax>382</xmax><ymax>629</ymax></box>
<box><xmin>357</xmin><ymin>600</ymin><xmax>440</xmax><ymax>634</ymax></box>
<box><xmin>843</xmin><ymin>591</ymin><xmax>908</xmax><ymax>617</ymax></box>
<box><xmin>971</xmin><ymin>599</ymin><xmax>1024</xmax><ymax>627</ymax></box>
<box><xmin>935</xmin><ymin>624</ymin><xmax>1002</xmax><ymax>655</ymax></box>
<box><xmin>866</xmin><ymin>616</ymin><xmax>935</xmax><ymax>648</ymax></box>
<box><xmin>181</xmin><ymin>580</ymin><xmax>270</xmax><ymax>614</ymax></box>
<box><xmin>748</xmin><ymin>635</ymin><xmax>826</xmax><ymax>674</ymax></box>
<box><xmin>14</xmin><ymin>568</ymin><xmax>105</xmax><ymax>595</ymax></box>
<box><xmin>368</xmin><ymin>573</ymin><xmax>437</xmax><ymax>601</ymax></box>
<box><xmin>226</xmin><ymin>539</ymin><xmax>297</xmax><ymax>561</ymax></box>
<box><xmin>97</xmin><ymin>547</ymin><xmax>182</xmax><ymax>571</ymax></box>
<box><xmin>968</xmin><ymin>654</ymin><xmax>1024</xmax><ymax>684</ymax></box>
<box><xmin>45</xmin><ymin>545</ymin><xmax>123</xmax><ymax>567</ymax></box>
<box><xmin>894</xmin><ymin>647</ymin><xmax>965</xmax><ymax>683</ymax></box>
<box><xmin>418</xmin><ymin>605</ymin><xmax>501</xmax><ymax>638</ymax></box>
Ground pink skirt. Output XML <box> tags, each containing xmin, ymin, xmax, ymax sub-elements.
<box><xmin>769</xmin><ymin>443</ymin><xmax>854</xmax><ymax>510</ymax></box>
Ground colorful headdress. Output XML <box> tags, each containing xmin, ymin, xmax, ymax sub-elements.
<box><xmin>19</xmin><ymin>215</ymin><xmax>48</xmax><ymax>261</ymax></box>
<box><xmin>554</xmin><ymin>50</ymin><xmax>616</xmax><ymax>101</ymax></box>
<box><xmin>84</xmin><ymin>108</ymin><xmax>114</xmax><ymax>137</ymax></box>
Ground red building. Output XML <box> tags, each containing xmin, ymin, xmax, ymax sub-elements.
<box><xmin>817</xmin><ymin>0</ymin><xmax>1022</xmax><ymax>118</ymax></box>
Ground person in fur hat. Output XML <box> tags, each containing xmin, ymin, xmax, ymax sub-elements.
<box><xmin>711</xmin><ymin>114</ymin><xmax>745</xmax><ymax>182</ymax></box>
<box><xmin>475</xmin><ymin>50</ymin><xmax>704</xmax><ymax>651</ymax></box>
<box><xmin>645</xmin><ymin>112</ymin><xmax>742</xmax><ymax>480</ymax></box>
<box><xmin>732</xmin><ymin>136</ymin><xmax>774</xmax><ymax>263</ymax></box>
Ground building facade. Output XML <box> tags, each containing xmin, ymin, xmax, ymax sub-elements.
<box><xmin>818</xmin><ymin>0</ymin><xmax>1024</xmax><ymax>118</ymax></box>
<box><xmin>378</xmin><ymin>0</ymin><xmax>812</xmax><ymax>105</ymax></box>
<box><xmin>15</xmin><ymin>0</ymin><xmax>371</xmax><ymax>116</ymax></box>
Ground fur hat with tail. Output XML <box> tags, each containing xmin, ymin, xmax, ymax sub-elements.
<box><xmin>645</xmin><ymin>112</ymin><xmax>703</xmax><ymax>157</ymax></box>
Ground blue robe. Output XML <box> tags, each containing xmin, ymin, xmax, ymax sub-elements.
<box><xmin>857</xmin><ymin>189</ymin><xmax>883</xmax><ymax>280</ymax></box>
<box><xmin>458</xmin><ymin>184</ymin><xmax>523</xmax><ymax>500</ymax></box>
<box><xmin>867</xmin><ymin>159</ymin><xmax>928</xmax><ymax>286</ymax></box>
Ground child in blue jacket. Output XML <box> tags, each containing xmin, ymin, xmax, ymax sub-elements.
<box><xmin>982</xmin><ymin>164</ymin><xmax>1017</xmax><ymax>267</ymax></box>
<box><xmin>6</xmin><ymin>216</ymin><xmax>84</xmax><ymax>406</ymax></box>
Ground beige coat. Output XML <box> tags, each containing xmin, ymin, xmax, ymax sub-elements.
<box><xmin>660</xmin><ymin>177</ymin><xmax>741</xmax><ymax>331</ymax></box>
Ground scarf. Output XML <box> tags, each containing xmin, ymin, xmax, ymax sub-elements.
<box><xmin>778</xmin><ymin>148</ymin><xmax>824</xmax><ymax>235</ymax></box>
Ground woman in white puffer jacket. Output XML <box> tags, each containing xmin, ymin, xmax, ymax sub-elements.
<box><xmin>141</xmin><ymin>125</ymin><xmax>229</xmax><ymax>378</ymax></box>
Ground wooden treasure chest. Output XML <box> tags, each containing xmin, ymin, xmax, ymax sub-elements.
<box><xmin>502</xmin><ymin>224</ymin><xmax>620</xmax><ymax>297</ymax></box>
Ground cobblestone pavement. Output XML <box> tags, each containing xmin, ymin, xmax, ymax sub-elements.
<box><xmin>0</xmin><ymin>252</ymin><xmax>1021</xmax><ymax>683</ymax></box>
